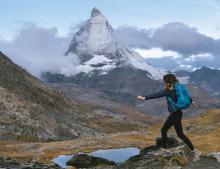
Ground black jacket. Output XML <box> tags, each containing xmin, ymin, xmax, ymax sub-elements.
<box><xmin>145</xmin><ymin>88</ymin><xmax>192</xmax><ymax>113</ymax></box>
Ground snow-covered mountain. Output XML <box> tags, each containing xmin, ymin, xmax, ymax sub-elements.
<box><xmin>42</xmin><ymin>8</ymin><xmax>220</xmax><ymax>117</ymax></box>
<box><xmin>64</xmin><ymin>7</ymin><xmax>166</xmax><ymax>80</ymax></box>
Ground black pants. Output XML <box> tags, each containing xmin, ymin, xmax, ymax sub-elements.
<box><xmin>161</xmin><ymin>110</ymin><xmax>195</xmax><ymax>150</ymax></box>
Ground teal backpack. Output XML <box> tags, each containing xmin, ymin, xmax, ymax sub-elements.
<box><xmin>167</xmin><ymin>83</ymin><xmax>191</xmax><ymax>111</ymax></box>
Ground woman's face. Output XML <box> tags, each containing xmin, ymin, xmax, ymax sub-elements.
<box><xmin>165</xmin><ymin>82</ymin><xmax>173</xmax><ymax>90</ymax></box>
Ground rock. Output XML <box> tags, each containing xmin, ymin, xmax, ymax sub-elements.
<box><xmin>164</xmin><ymin>167</ymin><xmax>183</xmax><ymax>169</ymax></box>
<box><xmin>156</xmin><ymin>137</ymin><xmax>179</xmax><ymax>148</ymax></box>
<box><xmin>109</xmin><ymin>144</ymin><xmax>191</xmax><ymax>169</ymax></box>
<box><xmin>140</xmin><ymin>137</ymin><xmax>179</xmax><ymax>155</ymax></box>
<box><xmin>183</xmin><ymin>155</ymin><xmax>220</xmax><ymax>169</ymax></box>
<box><xmin>164</xmin><ymin>145</ymin><xmax>192</xmax><ymax>166</ymax></box>
<box><xmin>0</xmin><ymin>156</ymin><xmax>20</xmax><ymax>168</ymax></box>
<box><xmin>0</xmin><ymin>156</ymin><xmax>62</xmax><ymax>169</ymax></box>
<box><xmin>140</xmin><ymin>145</ymin><xmax>160</xmax><ymax>155</ymax></box>
<box><xmin>66</xmin><ymin>154</ymin><xmax>116</xmax><ymax>168</ymax></box>
<box><xmin>208</xmin><ymin>152</ymin><xmax>220</xmax><ymax>162</ymax></box>
<box><xmin>66</xmin><ymin>166</ymin><xmax>77</xmax><ymax>169</ymax></box>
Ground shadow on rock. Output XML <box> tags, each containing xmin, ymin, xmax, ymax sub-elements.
<box><xmin>66</xmin><ymin>154</ymin><xmax>116</xmax><ymax>168</ymax></box>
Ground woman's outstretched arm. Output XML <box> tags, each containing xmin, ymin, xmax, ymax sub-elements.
<box><xmin>144</xmin><ymin>89</ymin><xmax>168</xmax><ymax>100</ymax></box>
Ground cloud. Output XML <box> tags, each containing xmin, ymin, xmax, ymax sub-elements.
<box><xmin>1</xmin><ymin>21</ymin><xmax>220</xmax><ymax>77</ymax></box>
<box><xmin>115</xmin><ymin>22</ymin><xmax>220</xmax><ymax>56</ymax></box>
<box><xmin>0</xmin><ymin>24</ymin><xmax>80</xmax><ymax>78</ymax></box>
<box><xmin>134</xmin><ymin>47</ymin><xmax>180</xmax><ymax>59</ymax></box>
<box><xmin>146</xmin><ymin>52</ymin><xmax>220</xmax><ymax>72</ymax></box>
<box><xmin>115</xmin><ymin>22</ymin><xmax>220</xmax><ymax>71</ymax></box>
<box><xmin>146</xmin><ymin>57</ymin><xmax>181</xmax><ymax>71</ymax></box>
<box><xmin>114</xmin><ymin>26</ymin><xmax>153</xmax><ymax>48</ymax></box>
<box><xmin>152</xmin><ymin>22</ymin><xmax>220</xmax><ymax>56</ymax></box>
<box><xmin>186</xmin><ymin>53</ymin><xmax>214</xmax><ymax>62</ymax></box>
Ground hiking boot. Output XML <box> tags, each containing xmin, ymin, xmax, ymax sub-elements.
<box><xmin>192</xmin><ymin>148</ymin><xmax>201</xmax><ymax>162</ymax></box>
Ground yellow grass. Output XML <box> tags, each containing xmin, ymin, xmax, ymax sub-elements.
<box><xmin>1</xmin><ymin>109</ymin><xmax>220</xmax><ymax>164</ymax></box>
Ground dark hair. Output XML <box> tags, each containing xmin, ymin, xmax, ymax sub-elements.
<box><xmin>163</xmin><ymin>74</ymin><xmax>179</xmax><ymax>89</ymax></box>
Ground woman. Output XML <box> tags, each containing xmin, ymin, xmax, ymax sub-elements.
<box><xmin>137</xmin><ymin>73</ymin><xmax>201</xmax><ymax>162</ymax></box>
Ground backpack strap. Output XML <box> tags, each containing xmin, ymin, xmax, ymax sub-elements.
<box><xmin>167</xmin><ymin>85</ymin><xmax>180</xmax><ymax>112</ymax></box>
<box><xmin>167</xmin><ymin>96</ymin><xmax>179</xmax><ymax>112</ymax></box>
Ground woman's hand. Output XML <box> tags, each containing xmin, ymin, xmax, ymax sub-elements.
<box><xmin>137</xmin><ymin>96</ymin><xmax>145</xmax><ymax>100</ymax></box>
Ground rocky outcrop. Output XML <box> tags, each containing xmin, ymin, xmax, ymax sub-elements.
<box><xmin>109</xmin><ymin>138</ymin><xmax>192</xmax><ymax>169</ymax></box>
<box><xmin>0</xmin><ymin>156</ymin><xmax>61</xmax><ymax>169</ymax></box>
<box><xmin>66</xmin><ymin>154</ymin><xmax>116</xmax><ymax>168</ymax></box>
<box><xmin>65</xmin><ymin>138</ymin><xmax>220</xmax><ymax>169</ymax></box>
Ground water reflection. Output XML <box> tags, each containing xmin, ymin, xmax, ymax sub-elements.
<box><xmin>53</xmin><ymin>147</ymin><xmax>140</xmax><ymax>168</ymax></box>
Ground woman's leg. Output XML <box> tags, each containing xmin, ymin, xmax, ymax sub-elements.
<box><xmin>161</xmin><ymin>113</ymin><xmax>175</xmax><ymax>148</ymax></box>
<box><xmin>173</xmin><ymin>110</ymin><xmax>195</xmax><ymax>151</ymax></box>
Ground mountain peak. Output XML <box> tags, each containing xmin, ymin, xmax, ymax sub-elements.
<box><xmin>91</xmin><ymin>7</ymin><xmax>102</xmax><ymax>17</ymax></box>
<box><xmin>65</xmin><ymin>8</ymin><xmax>167</xmax><ymax>79</ymax></box>
<box><xmin>65</xmin><ymin>7</ymin><xmax>118</xmax><ymax>57</ymax></box>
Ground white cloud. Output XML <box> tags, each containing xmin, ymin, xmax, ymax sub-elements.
<box><xmin>186</xmin><ymin>53</ymin><xmax>214</xmax><ymax>62</ymax></box>
<box><xmin>0</xmin><ymin>24</ymin><xmax>80</xmax><ymax>78</ymax></box>
<box><xmin>133</xmin><ymin>47</ymin><xmax>180</xmax><ymax>59</ymax></box>
<box><xmin>179</xmin><ymin>64</ymin><xmax>192</xmax><ymax>70</ymax></box>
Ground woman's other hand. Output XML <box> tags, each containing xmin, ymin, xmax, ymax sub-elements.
<box><xmin>137</xmin><ymin>96</ymin><xmax>145</xmax><ymax>100</ymax></box>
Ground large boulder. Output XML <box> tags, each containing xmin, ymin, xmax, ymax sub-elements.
<box><xmin>66</xmin><ymin>154</ymin><xmax>116</xmax><ymax>168</ymax></box>
<box><xmin>140</xmin><ymin>137</ymin><xmax>179</xmax><ymax>155</ymax></box>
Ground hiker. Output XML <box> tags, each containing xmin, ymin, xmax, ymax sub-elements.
<box><xmin>137</xmin><ymin>73</ymin><xmax>201</xmax><ymax>162</ymax></box>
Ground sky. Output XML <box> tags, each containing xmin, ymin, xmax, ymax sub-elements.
<box><xmin>1</xmin><ymin>0</ymin><xmax>220</xmax><ymax>40</ymax></box>
<box><xmin>0</xmin><ymin>0</ymin><xmax>220</xmax><ymax>77</ymax></box>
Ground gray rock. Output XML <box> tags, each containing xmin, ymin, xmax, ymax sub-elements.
<box><xmin>66</xmin><ymin>154</ymin><xmax>116</xmax><ymax>168</ymax></box>
<box><xmin>0</xmin><ymin>156</ymin><xmax>20</xmax><ymax>168</ymax></box>
<box><xmin>0</xmin><ymin>156</ymin><xmax>62</xmax><ymax>169</ymax></box>
<box><xmin>183</xmin><ymin>155</ymin><xmax>220</xmax><ymax>169</ymax></box>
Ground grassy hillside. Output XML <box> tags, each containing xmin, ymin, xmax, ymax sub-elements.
<box><xmin>1</xmin><ymin>108</ymin><xmax>220</xmax><ymax>164</ymax></box>
<box><xmin>0</xmin><ymin>51</ymin><xmax>159</xmax><ymax>141</ymax></box>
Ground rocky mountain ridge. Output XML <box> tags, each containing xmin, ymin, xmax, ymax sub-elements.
<box><xmin>174</xmin><ymin>66</ymin><xmax>220</xmax><ymax>98</ymax></box>
<box><xmin>0</xmin><ymin>51</ymin><xmax>159</xmax><ymax>141</ymax></box>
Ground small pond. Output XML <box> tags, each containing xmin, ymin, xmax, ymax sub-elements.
<box><xmin>53</xmin><ymin>147</ymin><xmax>140</xmax><ymax>168</ymax></box>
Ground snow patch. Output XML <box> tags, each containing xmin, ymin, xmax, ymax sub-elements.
<box><xmin>85</xmin><ymin>55</ymin><xmax>112</xmax><ymax>65</ymax></box>
<box><xmin>59</xmin><ymin>54</ymin><xmax>116</xmax><ymax>76</ymax></box>
<box><xmin>124</xmin><ymin>49</ymin><xmax>167</xmax><ymax>80</ymax></box>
